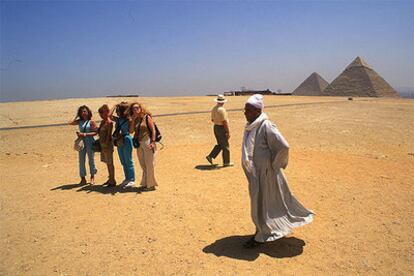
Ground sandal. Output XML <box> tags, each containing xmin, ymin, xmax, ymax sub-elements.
<box><xmin>243</xmin><ymin>236</ymin><xmax>263</xmax><ymax>249</ymax></box>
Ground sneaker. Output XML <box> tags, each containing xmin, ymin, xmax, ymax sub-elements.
<box><xmin>206</xmin><ymin>156</ymin><xmax>213</xmax><ymax>165</ymax></box>
<box><xmin>103</xmin><ymin>180</ymin><xmax>116</xmax><ymax>188</ymax></box>
<box><xmin>223</xmin><ymin>162</ymin><xmax>234</xmax><ymax>167</ymax></box>
<box><xmin>123</xmin><ymin>181</ymin><xmax>135</xmax><ymax>188</ymax></box>
<box><xmin>243</xmin><ymin>238</ymin><xmax>263</xmax><ymax>249</ymax></box>
<box><xmin>143</xmin><ymin>186</ymin><xmax>156</xmax><ymax>192</ymax></box>
<box><xmin>119</xmin><ymin>179</ymin><xmax>129</xmax><ymax>187</ymax></box>
<box><xmin>79</xmin><ymin>178</ymin><xmax>87</xmax><ymax>186</ymax></box>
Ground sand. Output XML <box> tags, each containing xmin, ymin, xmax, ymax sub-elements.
<box><xmin>0</xmin><ymin>96</ymin><xmax>413</xmax><ymax>275</ymax></box>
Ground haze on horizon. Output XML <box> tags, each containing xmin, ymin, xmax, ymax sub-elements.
<box><xmin>1</xmin><ymin>0</ymin><xmax>413</xmax><ymax>102</ymax></box>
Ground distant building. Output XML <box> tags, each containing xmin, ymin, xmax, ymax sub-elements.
<box><xmin>107</xmin><ymin>94</ymin><xmax>140</xmax><ymax>98</ymax></box>
<box><xmin>222</xmin><ymin>89</ymin><xmax>291</xmax><ymax>96</ymax></box>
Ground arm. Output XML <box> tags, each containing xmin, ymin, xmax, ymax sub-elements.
<box><xmin>219</xmin><ymin>108</ymin><xmax>230</xmax><ymax>139</ymax></box>
<box><xmin>88</xmin><ymin>121</ymin><xmax>98</xmax><ymax>137</ymax></box>
<box><xmin>109</xmin><ymin>105</ymin><xmax>117</xmax><ymax>121</ymax></box>
<box><xmin>264</xmin><ymin>122</ymin><xmax>289</xmax><ymax>170</ymax></box>
<box><xmin>78</xmin><ymin>121</ymin><xmax>98</xmax><ymax>137</ymax></box>
<box><xmin>107</xmin><ymin>121</ymin><xmax>113</xmax><ymax>142</ymax></box>
<box><xmin>129</xmin><ymin>118</ymin><xmax>136</xmax><ymax>135</ymax></box>
<box><xmin>223</xmin><ymin>120</ymin><xmax>230</xmax><ymax>139</ymax></box>
<box><xmin>68</xmin><ymin>117</ymin><xmax>79</xmax><ymax>125</ymax></box>
<box><xmin>147</xmin><ymin>116</ymin><xmax>157</xmax><ymax>150</ymax></box>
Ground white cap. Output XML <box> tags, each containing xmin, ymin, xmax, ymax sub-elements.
<box><xmin>246</xmin><ymin>94</ymin><xmax>264</xmax><ymax>109</ymax></box>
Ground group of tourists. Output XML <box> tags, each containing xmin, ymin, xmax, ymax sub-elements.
<box><xmin>69</xmin><ymin>94</ymin><xmax>314</xmax><ymax>248</ymax></box>
<box><xmin>69</xmin><ymin>102</ymin><xmax>158</xmax><ymax>191</ymax></box>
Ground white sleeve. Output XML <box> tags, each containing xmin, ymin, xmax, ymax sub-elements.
<box><xmin>264</xmin><ymin>121</ymin><xmax>289</xmax><ymax>170</ymax></box>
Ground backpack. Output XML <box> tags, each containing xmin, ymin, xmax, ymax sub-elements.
<box><xmin>112</xmin><ymin>118</ymin><xmax>128</xmax><ymax>147</ymax></box>
<box><xmin>133</xmin><ymin>115</ymin><xmax>162</xmax><ymax>148</ymax></box>
<box><xmin>145</xmin><ymin>115</ymin><xmax>162</xmax><ymax>142</ymax></box>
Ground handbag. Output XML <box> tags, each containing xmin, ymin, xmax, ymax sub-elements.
<box><xmin>73</xmin><ymin>120</ymin><xmax>89</xmax><ymax>152</ymax></box>
<box><xmin>92</xmin><ymin>139</ymin><xmax>101</xmax><ymax>152</ymax></box>
<box><xmin>74</xmin><ymin>138</ymin><xmax>85</xmax><ymax>152</ymax></box>
<box><xmin>133</xmin><ymin>137</ymin><xmax>140</xmax><ymax>148</ymax></box>
<box><xmin>112</xmin><ymin>119</ymin><xmax>128</xmax><ymax>147</ymax></box>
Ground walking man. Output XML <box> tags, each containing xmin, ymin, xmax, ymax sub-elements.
<box><xmin>242</xmin><ymin>94</ymin><xmax>314</xmax><ymax>248</ymax></box>
<box><xmin>206</xmin><ymin>95</ymin><xmax>233</xmax><ymax>167</ymax></box>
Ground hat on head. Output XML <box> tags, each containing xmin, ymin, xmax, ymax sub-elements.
<box><xmin>214</xmin><ymin>94</ymin><xmax>227</xmax><ymax>103</ymax></box>
<box><xmin>246</xmin><ymin>94</ymin><xmax>264</xmax><ymax>110</ymax></box>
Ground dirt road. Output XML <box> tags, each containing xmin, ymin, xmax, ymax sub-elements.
<box><xmin>1</xmin><ymin>96</ymin><xmax>413</xmax><ymax>275</ymax></box>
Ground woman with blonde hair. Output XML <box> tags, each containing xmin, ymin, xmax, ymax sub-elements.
<box><xmin>129</xmin><ymin>102</ymin><xmax>158</xmax><ymax>191</ymax></box>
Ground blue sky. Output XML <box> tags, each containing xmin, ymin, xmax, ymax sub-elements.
<box><xmin>1</xmin><ymin>0</ymin><xmax>413</xmax><ymax>102</ymax></box>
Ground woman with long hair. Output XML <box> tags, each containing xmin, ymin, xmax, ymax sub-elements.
<box><xmin>109</xmin><ymin>102</ymin><xmax>135</xmax><ymax>188</ymax></box>
<box><xmin>129</xmin><ymin>102</ymin><xmax>158</xmax><ymax>191</ymax></box>
<box><xmin>98</xmin><ymin>104</ymin><xmax>116</xmax><ymax>187</ymax></box>
<box><xmin>69</xmin><ymin>105</ymin><xmax>98</xmax><ymax>185</ymax></box>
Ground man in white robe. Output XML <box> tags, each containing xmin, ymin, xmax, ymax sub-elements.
<box><xmin>242</xmin><ymin>94</ymin><xmax>314</xmax><ymax>248</ymax></box>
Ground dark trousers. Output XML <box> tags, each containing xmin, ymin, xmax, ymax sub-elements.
<box><xmin>208</xmin><ymin>125</ymin><xmax>230</xmax><ymax>164</ymax></box>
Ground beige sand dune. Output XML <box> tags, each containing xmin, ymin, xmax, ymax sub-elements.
<box><xmin>0</xmin><ymin>96</ymin><xmax>413</xmax><ymax>275</ymax></box>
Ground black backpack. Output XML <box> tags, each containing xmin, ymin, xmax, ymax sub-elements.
<box><xmin>145</xmin><ymin>115</ymin><xmax>162</xmax><ymax>142</ymax></box>
<box><xmin>133</xmin><ymin>115</ymin><xmax>162</xmax><ymax>148</ymax></box>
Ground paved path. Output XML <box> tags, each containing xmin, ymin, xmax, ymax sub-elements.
<box><xmin>0</xmin><ymin>99</ymin><xmax>348</xmax><ymax>131</ymax></box>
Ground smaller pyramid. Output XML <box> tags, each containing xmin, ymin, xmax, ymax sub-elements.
<box><xmin>323</xmin><ymin>57</ymin><xmax>399</xmax><ymax>97</ymax></box>
<box><xmin>292</xmin><ymin>72</ymin><xmax>329</xmax><ymax>96</ymax></box>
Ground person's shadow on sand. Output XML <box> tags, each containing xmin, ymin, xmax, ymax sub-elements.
<box><xmin>51</xmin><ymin>183</ymin><xmax>141</xmax><ymax>195</ymax></box>
<box><xmin>203</xmin><ymin>235</ymin><xmax>305</xmax><ymax>261</ymax></box>
<box><xmin>194</xmin><ymin>164</ymin><xmax>220</xmax><ymax>170</ymax></box>
<box><xmin>50</xmin><ymin>183</ymin><xmax>88</xmax><ymax>191</ymax></box>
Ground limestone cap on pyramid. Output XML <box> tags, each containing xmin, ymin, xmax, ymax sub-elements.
<box><xmin>345</xmin><ymin>56</ymin><xmax>373</xmax><ymax>70</ymax></box>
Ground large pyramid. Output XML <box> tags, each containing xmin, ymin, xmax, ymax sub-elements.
<box><xmin>323</xmin><ymin>56</ymin><xmax>399</xmax><ymax>97</ymax></box>
<box><xmin>292</xmin><ymin>72</ymin><xmax>329</xmax><ymax>96</ymax></box>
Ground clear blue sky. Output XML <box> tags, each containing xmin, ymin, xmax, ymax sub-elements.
<box><xmin>1</xmin><ymin>0</ymin><xmax>413</xmax><ymax>102</ymax></box>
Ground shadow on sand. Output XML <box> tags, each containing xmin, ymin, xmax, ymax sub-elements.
<box><xmin>50</xmin><ymin>183</ymin><xmax>88</xmax><ymax>191</ymax></box>
<box><xmin>51</xmin><ymin>183</ymin><xmax>142</xmax><ymax>195</ymax></box>
<box><xmin>203</xmin><ymin>235</ymin><xmax>305</xmax><ymax>261</ymax></box>
<box><xmin>194</xmin><ymin>164</ymin><xmax>220</xmax><ymax>171</ymax></box>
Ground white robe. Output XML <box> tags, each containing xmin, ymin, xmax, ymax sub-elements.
<box><xmin>242</xmin><ymin>116</ymin><xmax>314</xmax><ymax>243</ymax></box>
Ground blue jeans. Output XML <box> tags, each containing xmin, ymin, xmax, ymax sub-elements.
<box><xmin>79</xmin><ymin>139</ymin><xmax>97</xmax><ymax>177</ymax></box>
<box><xmin>117</xmin><ymin>135</ymin><xmax>135</xmax><ymax>181</ymax></box>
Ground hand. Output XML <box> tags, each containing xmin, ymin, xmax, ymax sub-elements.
<box><xmin>226</xmin><ymin>132</ymin><xmax>230</xmax><ymax>139</ymax></box>
<box><xmin>148</xmin><ymin>141</ymin><xmax>156</xmax><ymax>150</ymax></box>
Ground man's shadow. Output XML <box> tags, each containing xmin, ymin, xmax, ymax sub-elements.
<box><xmin>51</xmin><ymin>183</ymin><xmax>87</xmax><ymax>191</ymax></box>
<box><xmin>194</xmin><ymin>164</ymin><xmax>220</xmax><ymax>171</ymax></box>
<box><xmin>51</xmin><ymin>183</ymin><xmax>141</xmax><ymax>195</ymax></box>
<box><xmin>203</xmin><ymin>235</ymin><xmax>305</xmax><ymax>261</ymax></box>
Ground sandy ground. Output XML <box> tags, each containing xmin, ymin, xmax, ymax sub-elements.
<box><xmin>0</xmin><ymin>96</ymin><xmax>413</xmax><ymax>275</ymax></box>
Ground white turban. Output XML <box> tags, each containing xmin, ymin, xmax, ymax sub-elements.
<box><xmin>246</xmin><ymin>94</ymin><xmax>264</xmax><ymax>110</ymax></box>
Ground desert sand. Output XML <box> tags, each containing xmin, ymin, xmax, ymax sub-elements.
<box><xmin>0</xmin><ymin>96</ymin><xmax>413</xmax><ymax>275</ymax></box>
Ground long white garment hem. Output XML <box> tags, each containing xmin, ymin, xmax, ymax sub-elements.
<box><xmin>243</xmin><ymin>119</ymin><xmax>314</xmax><ymax>243</ymax></box>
